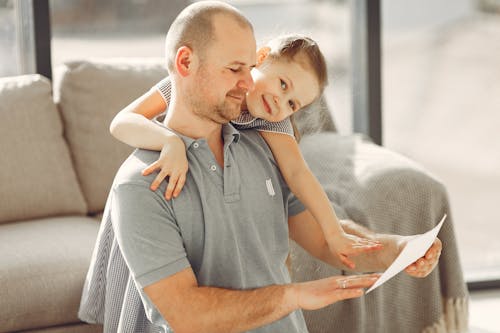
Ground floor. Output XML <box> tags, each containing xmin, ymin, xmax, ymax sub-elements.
<box><xmin>469</xmin><ymin>289</ymin><xmax>500</xmax><ymax>332</ymax></box>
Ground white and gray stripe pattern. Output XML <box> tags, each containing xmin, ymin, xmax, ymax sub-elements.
<box><xmin>155</xmin><ymin>77</ymin><xmax>171</xmax><ymax>106</ymax></box>
<box><xmin>78</xmin><ymin>205</ymin><xmax>167</xmax><ymax>332</ymax></box>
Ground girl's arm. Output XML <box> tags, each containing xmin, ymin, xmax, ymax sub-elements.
<box><xmin>110</xmin><ymin>86</ymin><xmax>188</xmax><ymax>199</ymax></box>
<box><xmin>110</xmin><ymin>88</ymin><xmax>173</xmax><ymax>150</ymax></box>
<box><xmin>288</xmin><ymin>209</ymin><xmax>441</xmax><ymax>277</ymax></box>
<box><xmin>260</xmin><ymin>131</ymin><xmax>381</xmax><ymax>268</ymax></box>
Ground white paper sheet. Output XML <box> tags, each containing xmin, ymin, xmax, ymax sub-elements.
<box><xmin>366</xmin><ymin>214</ymin><xmax>446</xmax><ymax>293</ymax></box>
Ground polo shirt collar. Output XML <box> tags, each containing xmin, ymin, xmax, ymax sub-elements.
<box><xmin>164</xmin><ymin>123</ymin><xmax>240</xmax><ymax>151</ymax></box>
<box><xmin>222</xmin><ymin>123</ymin><xmax>241</xmax><ymax>145</ymax></box>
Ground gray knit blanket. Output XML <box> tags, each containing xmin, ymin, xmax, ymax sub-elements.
<box><xmin>291</xmin><ymin>132</ymin><xmax>469</xmax><ymax>333</ymax></box>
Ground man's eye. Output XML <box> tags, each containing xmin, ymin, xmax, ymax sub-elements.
<box><xmin>229</xmin><ymin>68</ymin><xmax>241</xmax><ymax>73</ymax></box>
<box><xmin>289</xmin><ymin>100</ymin><xmax>296</xmax><ymax>110</ymax></box>
<box><xmin>280</xmin><ymin>79</ymin><xmax>287</xmax><ymax>90</ymax></box>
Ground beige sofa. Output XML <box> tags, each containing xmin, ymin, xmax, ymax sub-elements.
<box><xmin>0</xmin><ymin>59</ymin><xmax>468</xmax><ymax>333</ymax></box>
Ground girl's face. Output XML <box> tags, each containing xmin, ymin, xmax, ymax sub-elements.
<box><xmin>243</xmin><ymin>51</ymin><xmax>321</xmax><ymax>123</ymax></box>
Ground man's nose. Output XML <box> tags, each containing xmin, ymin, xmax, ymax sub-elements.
<box><xmin>237</xmin><ymin>71</ymin><xmax>255</xmax><ymax>92</ymax></box>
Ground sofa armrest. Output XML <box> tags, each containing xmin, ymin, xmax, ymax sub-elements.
<box><xmin>291</xmin><ymin>133</ymin><xmax>468</xmax><ymax>333</ymax></box>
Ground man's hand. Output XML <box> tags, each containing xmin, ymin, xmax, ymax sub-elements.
<box><xmin>292</xmin><ymin>273</ymin><xmax>380</xmax><ymax>311</ymax></box>
<box><xmin>404</xmin><ymin>238</ymin><xmax>442</xmax><ymax>278</ymax></box>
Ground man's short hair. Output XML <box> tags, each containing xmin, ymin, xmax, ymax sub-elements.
<box><xmin>165</xmin><ymin>1</ymin><xmax>253</xmax><ymax>72</ymax></box>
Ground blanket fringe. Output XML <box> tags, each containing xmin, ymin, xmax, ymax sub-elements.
<box><xmin>423</xmin><ymin>297</ymin><xmax>469</xmax><ymax>333</ymax></box>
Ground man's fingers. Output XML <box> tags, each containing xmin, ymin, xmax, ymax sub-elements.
<box><xmin>335</xmin><ymin>289</ymin><xmax>364</xmax><ymax>301</ymax></box>
<box><xmin>405</xmin><ymin>238</ymin><xmax>442</xmax><ymax>277</ymax></box>
<box><xmin>335</xmin><ymin>274</ymin><xmax>380</xmax><ymax>290</ymax></box>
<box><xmin>405</xmin><ymin>259</ymin><xmax>435</xmax><ymax>277</ymax></box>
<box><xmin>297</xmin><ymin>274</ymin><xmax>380</xmax><ymax>310</ymax></box>
<box><xmin>320</xmin><ymin>288</ymin><xmax>365</xmax><ymax>308</ymax></box>
<box><xmin>425</xmin><ymin>239</ymin><xmax>442</xmax><ymax>260</ymax></box>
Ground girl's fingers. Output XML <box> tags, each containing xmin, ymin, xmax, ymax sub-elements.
<box><xmin>151</xmin><ymin>171</ymin><xmax>169</xmax><ymax>191</ymax></box>
<box><xmin>173</xmin><ymin>174</ymin><xmax>186</xmax><ymax>198</ymax></box>
<box><xmin>343</xmin><ymin>243</ymin><xmax>383</xmax><ymax>255</ymax></box>
<box><xmin>142</xmin><ymin>161</ymin><xmax>160</xmax><ymax>176</ymax></box>
<box><xmin>165</xmin><ymin>175</ymin><xmax>177</xmax><ymax>200</ymax></box>
<box><xmin>340</xmin><ymin>254</ymin><xmax>356</xmax><ymax>269</ymax></box>
<box><xmin>357</xmin><ymin>239</ymin><xmax>383</xmax><ymax>248</ymax></box>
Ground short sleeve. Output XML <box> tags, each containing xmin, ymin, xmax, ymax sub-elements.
<box><xmin>286</xmin><ymin>191</ymin><xmax>306</xmax><ymax>217</ymax></box>
<box><xmin>271</xmin><ymin>158</ymin><xmax>305</xmax><ymax>217</ymax></box>
<box><xmin>111</xmin><ymin>182</ymin><xmax>191</xmax><ymax>288</ymax></box>
<box><xmin>231</xmin><ymin>113</ymin><xmax>295</xmax><ymax>138</ymax></box>
<box><xmin>154</xmin><ymin>77</ymin><xmax>172</xmax><ymax>106</ymax></box>
<box><xmin>255</xmin><ymin>118</ymin><xmax>295</xmax><ymax>137</ymax></box>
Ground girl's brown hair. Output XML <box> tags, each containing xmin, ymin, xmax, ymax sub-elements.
<box><xmin>265</xmin><ymin>34</ymin><xmax>328</xmax><ymax>94</ymax></box>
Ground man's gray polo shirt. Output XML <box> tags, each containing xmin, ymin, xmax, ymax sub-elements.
<box><xmin>108</xmin><ymin>124</ymin><xmax>307</xmax><ymax>332</ymax></box>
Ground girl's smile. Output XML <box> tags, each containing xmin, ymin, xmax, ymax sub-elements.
<box><xmin>245</xmin><ymin>55</ymin><xmax>320</xmax><ymax>123</ymax></box>
<box><xmin>262</xmin><ymin>95</ymin><xmax>273</xmax><ymax>115</ymax></box>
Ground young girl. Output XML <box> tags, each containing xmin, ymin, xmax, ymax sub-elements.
<box><xmin>110</xmin><ymin>34</ymin><xmax>381</xmax><ymax>269</ymax></box>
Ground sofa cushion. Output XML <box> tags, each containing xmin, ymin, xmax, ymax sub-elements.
<box><xmin>0</xmin><ymin>216</ymin><xmax>100</xmax><ymax>332</ymax></box>
<box><xmin>56</xmin><ymin>59</ymin><xmax>168</xmax><ymax>213</ymax></box>
<box><xmin>0</xmin><ymin>75</ymin><xmax>87</xmax><ymax>224</ymax></box>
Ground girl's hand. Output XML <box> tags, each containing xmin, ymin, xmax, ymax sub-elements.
<box><xmin>327</xmin><ymin>233</ymin><xmax>383</xmax><ymax>269</ymax></box>
<box><xmin>142</xmin><ymin>137</ymin><xmax>188</xmax><ymax>200</ymax></box>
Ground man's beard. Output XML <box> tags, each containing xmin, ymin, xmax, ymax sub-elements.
<box><xmin>189</xmin><ymin>87</ymin><xmax>244</xmax><ymax>124</ymax></box>
<box><xmin>213</xmin><ymin>88</ymin><xmax>246</xmax><ymax>123</ymax></box>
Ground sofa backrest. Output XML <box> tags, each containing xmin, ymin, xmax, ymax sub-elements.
<box><xmin>56</xmin><ymin>59</ymin><xmax>168</xmax><ymax>213</ymax></box>
<box><xmin>0</xmin><ymin>75</ymin><xmax>87</xmax><ymax>224</ymax></box>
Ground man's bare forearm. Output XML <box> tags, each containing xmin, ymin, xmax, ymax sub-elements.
<box><xmin>149</xmin><ymin>282</ymin><xmax>298</xmax><ymax>333</ymax></box>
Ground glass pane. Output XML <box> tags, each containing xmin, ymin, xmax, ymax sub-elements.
<box><xmin>382</xmin><ymin>0</ymin><xmax>500</xmax><ymax>278</ymax></box>
<box><xmin>232</xmin><ymin>0</ymin><xmax>352</xmax><ymax>133</ymax></box>
<box><xmin>50</xmin><ymin>0</ymin><xmax>352</xmax><ymax>133</ymax></box>
<box><xmin>0</xmin><ymin>0</ymin><xmax>20</xmax><ymax>77</ymax></box>
<box><xmin>50</xmin><ymin>0</ymin><xmax>190</xmax><ymax>66</ymax></box>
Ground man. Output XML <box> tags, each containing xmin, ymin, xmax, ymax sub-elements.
<box><xmin>79</xmin><ymin>2</ymin><xmax>441</xmax><ymax>332</ymax></box>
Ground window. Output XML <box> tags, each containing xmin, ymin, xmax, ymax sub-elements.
<box><xmin>382</xmin><ymin>0</ymin><xmax>500</xmax><ymax>282</ymax></box>
<box><xmin>49</xmin><ymin>0</ymin><xmax>187</xmax><ymax>67</ymax></box>
<box><xmin>49</xmin><ymin>0</ymin><xmax>353</xmax><ymax>133</ymax></box>
<box><xmin>0</xmin><ymin>0</ymin><xmax>35</xmax><ymax>77</ymax></box>
<box><xmin>4</xmin><ymin>0</ymin><xmax>498</xmax><ymax>286</ymax></box>
<box><xmin>233</xmin><ymin>0</ymin><xmax>353</xmax><ymax>133</ymax></box>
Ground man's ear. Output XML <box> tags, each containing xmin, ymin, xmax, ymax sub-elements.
<box><xmin>175</xmin><ymin>46</ymin><xmax>198</xmax><ymax>77</ymax></box>
<box><xmin>256</xmin><ymin>46</ymin><xmax>271</xmax><ymax>66</ymax></box>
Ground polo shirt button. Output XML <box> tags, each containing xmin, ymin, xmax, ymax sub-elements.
<box><xmin>210</xmin><ymin>165</ymin><xmax>217</xmax><ymax>171</ymax></box>
<box><xmin>193</xmin><ymin>142</ymin><xmax>199</xmax><ymax>148</ymax></box>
